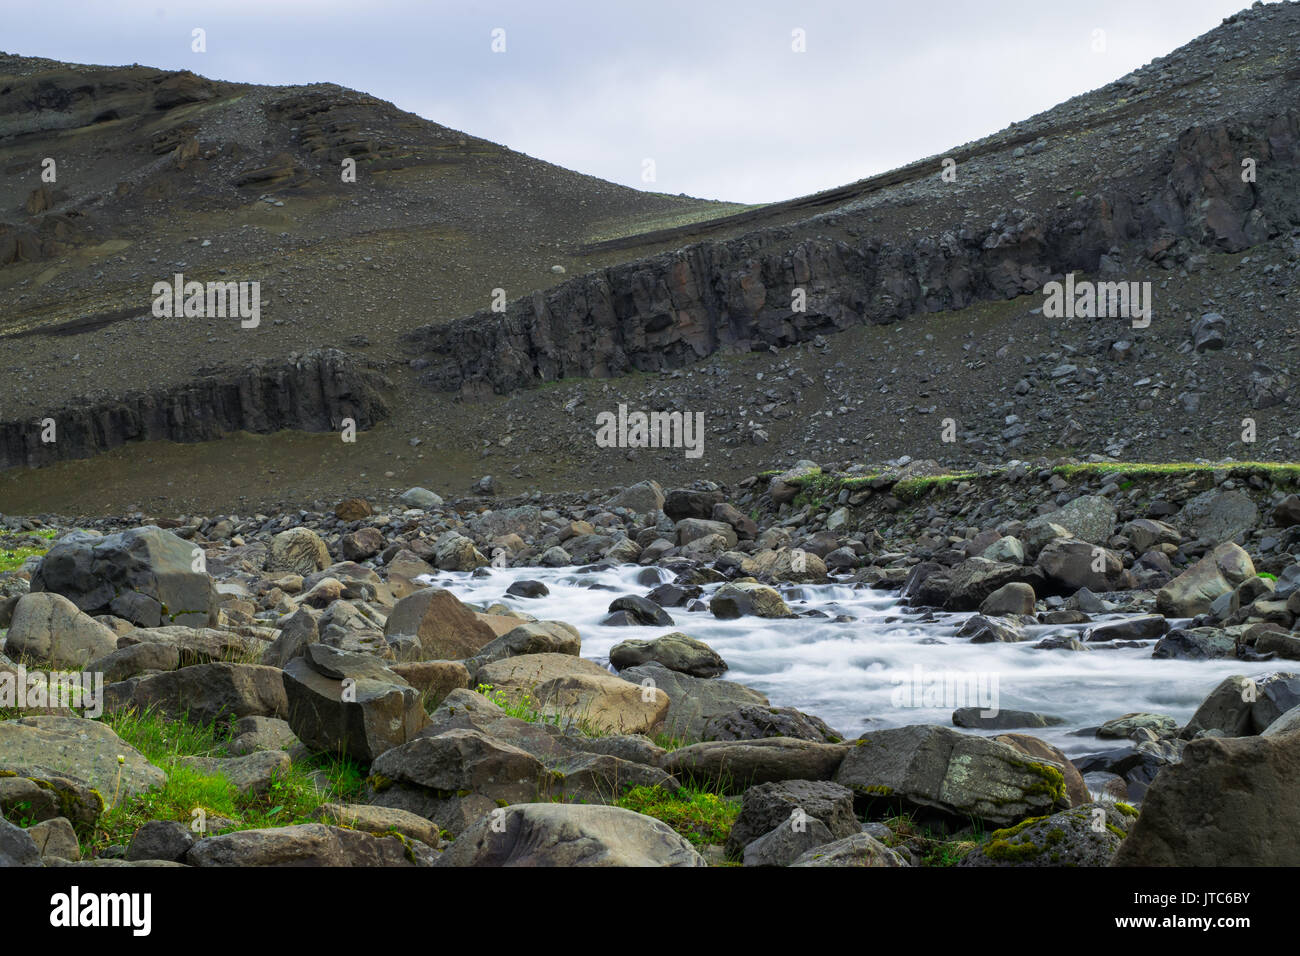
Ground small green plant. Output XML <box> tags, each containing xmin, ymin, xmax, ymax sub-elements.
<box><xmin>84</xmin><ymin>706</ymin><xmax>366</xmax><ymax>858</ymax></box>
<box><xmin>475</xmin><ymin>682</ymin><xmax>608</xmax><ymax>738</ymax></box>
<box><xmin>616</xmin><ymin>785</ymin><xmax>739</xmax><ymax>847</ymax></box>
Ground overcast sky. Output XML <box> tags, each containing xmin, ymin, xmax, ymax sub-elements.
<box><xmin>7</xmin><ymin>0</ymin><xmax>1264</xmax><ymax>203</ymax></box>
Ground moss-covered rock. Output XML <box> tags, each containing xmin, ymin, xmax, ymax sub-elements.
<box><xmin>960</xmin><ymin>803</ymin><xmax>1133</xmax><ymax>867</ymax></box>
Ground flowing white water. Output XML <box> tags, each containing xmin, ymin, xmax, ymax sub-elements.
<box><xmin>420</xmin><ymin>564</ymin><xmax>1266</xmax><ymax>758</ymax></box>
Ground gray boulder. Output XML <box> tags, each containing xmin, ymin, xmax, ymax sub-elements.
<box><xmin>834</xmin><ymin>725</ymin><xmax>1069</xmax><ymax>827</ymax></box>
<box><xmin>1113</xmin><ymin>731</ymin><xmax>1300</xmax><ymax>865</ymax></box>
<box><xmin>31</xmin><ymin>525</ymin><xmax>216</xmax><ymax>628</ymax></box>
<box><xmin>609</xmin><ymin>632</ymin><xmax>726</xmax><ymax>678</ymax></box>
<box><xmin>4</xmin><ymin>592</ymin><xmax>118</xmax><ymax>668</ymax></box>
<box><xmin>434</xmin><ymin>803</ymin><xmax>705</xmax><ymax>867</ymax></box>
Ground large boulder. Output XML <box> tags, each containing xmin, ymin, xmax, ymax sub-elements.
<box><xmin>434</xmin><ymin>803</ymin><xmax>706</xmax><ymax>867</ymax></box>
<box><xmin>462</xmin><ymin>622</ymin><xmax>580</xmax><ymax>681</ymax></box>
<box><xmin>608</xmin><ymin>632</ymin><xmax>726</xmax><ymax>678</ymax></box>
<box><xmin>31</xmin><ymin>525</ymin><xmax>216</xmax><ymax>627</ymax></box>
<box><xmin>993</xmin><ymin>733</ymin><xmax>1089</xmax><ymax>808</ymax></box>
<box><xmin>603</xmin><ymin>480</ymin><xmax>666</xmax><ymax>515</ymax></box>
<box><xmin>4</xmin><ymin>592</ymin><xmax>117</xmax><ymax>668</ymax></box>
<box><xmin>664</xmin><ymin>738</ymin><xmax>849</xmax><ymax>792</ymax></box>
<box><xmin>0</xmin><ymin>716</ymin><xmax>164</xmax><ymax>807</ymax></box>
<box><xmin>834</xmin><ymin>725</ymin><xmax>1069</xmax><ymax>827</ymax></box>
<box><xmin>187</xmin><ymin>823</ymin><xmax>430</xmax><ymax>866</ymax></box>
<box><xmin>1024</xmin><ymin>495</ymin><xmax>1116</xmax><ymax>545</ymax></box>
<box><xmin>1037</xmin><ymin>540</ymin><xmax>1123</xmax><ymax>593</ymax></box>
<box><xmin>620</xmin><ymin>662</ymin><xmax>768</xmax><ymax>742</ymax></box>
<box><xmin>709</xmin><ymin>582</ymin><xmax>793</xmax><ymax>619</ymax></box>
<box><xmin>282</xmin><ymin>647</ymin><xmax>428</xmax><ymax>762</ymax></box>
<box><xmin>384</xmin><ymin>587</ymin><xmax>499</xmax><ymax>661</ymax></box>
<box><xmin>105</xmin><ymin>663</ymin><xmax>288</xmax><ymax>725</ymax></box>
<box><xmin>1157</xmin><ymin>542</ymin><xmax>1256</xmax><ymax>617</ymax></box>
<box><xmin>477</xmin><ymin>654</ymin><xmax>670</xmax><ymax>736</ymax></box>
<box><xmin>1113</xmin><ymin>731</ymin><xmax>1300</xmax><ymax>865</ymax></box>
<box><xmin>1175</xmin><ymin>489</ymin><xmax>1258</xmax><ymax>545</ymax></box>
<box><xmin>703</xmin><ymin>704</ymin><xmax>842</xmax><ymax>743</ymax></box>
<box><xmin>0</xmin><ymin>770</ymin><xmax>104</xmax><ymax>831</ymax></box>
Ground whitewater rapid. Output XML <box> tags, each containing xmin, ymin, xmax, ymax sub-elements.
<box><xmin>420</xmin><ymin>563</ymin><xmax>1261</xmax><ymax>758</ymax></box>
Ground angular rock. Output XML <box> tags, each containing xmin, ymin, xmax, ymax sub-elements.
<box><xmin>0</xmin><ymin>715</ymin><xmax>164</xmax><ymax>807</ymax></box>
<box><xmin>187</xmin><ymin>823</ymin><xmax>429</xmax><ymax>866</ymax></box>
<box><xmin>1114</xmin><ymin>732</ymin><xmax>1300</xmax><ymax>865</ymax></box>
<box><xmin>835</xmin><ymin>725</ymin><xmax>1069</xmax><ymax>827</ymax></box>
<box><xmin>1156</xmin><ymin>542</ymin><xmax>1255</xmax><ymax>617</ymax></box>
<box><xmin>435</xmin><ymin>803</ymin><xmax>705</xmax><ymax>867</ymax></box>
<box><xmin>665</xmin><ymin>738</ymin><xmax>849</xmax><ymax>793</ymax></box>
<box><xmin>4</xmin><ymin>592</ymin><xmax>118</xmax><ymax>668</ymax></box>
<box><xmin>725</xmin><ymin>779</ymin><xmax>858</xmax><ymax>859</ymax></box>
<box><xmin>32</xmin><ymin>525</ymin><xmax>216</xmax><ymax>628</ymax></box>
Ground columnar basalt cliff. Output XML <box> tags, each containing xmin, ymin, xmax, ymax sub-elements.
<box><xmin>0</xmin><ymin>349</ymin><xmax>389</xmax><ymax>469</ymax></box>
<box><xmin>403</xmin><ymin>111</ymin><xmax>1300</xmax><ymax>399</ymax></box>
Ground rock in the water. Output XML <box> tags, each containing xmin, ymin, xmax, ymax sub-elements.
<box><xmin>979</xmin><ymin>582</ymin><xmax>1035</xmax><ymax>617</ymax></box>
<box><xmin>609</xmin><ymin>632</ymin><xmax>727</xmax><ymax>678</ymax></box>
<box><xmin>709</xmin><ymin>582</ymin><xmax>793</xmax><ymax>619</ymax></box>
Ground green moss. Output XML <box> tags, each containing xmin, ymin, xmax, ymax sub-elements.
<box><xmin>616</xmin><ymin>784</ymin><xmax>738</xmax><ymax>848</ymax></box>
<box><xmin>1114</xmin><ymin>801</ymin><xmax>1139</xmax><ymax>818</ymax></box>
<box><xmin>1008</xmin><ymin>759</ymin><xmax>1066</xmax><ymax>803</ymax></box>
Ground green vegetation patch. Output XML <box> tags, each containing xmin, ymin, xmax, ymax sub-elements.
<box><xmin>616</xmin><ymin>784</ymin><xmax>739</xmax><ymax>847</ymax></box>
<box><xmin>84</xmin><ymin>707</ymin><xmax>365</xmax><ymax>858</ymax></box>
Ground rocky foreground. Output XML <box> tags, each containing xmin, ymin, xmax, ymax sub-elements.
<box><xmin>2</xmin><ymin>457</ymin><xmax>1299</xmax><ymax>867</ymax></box>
